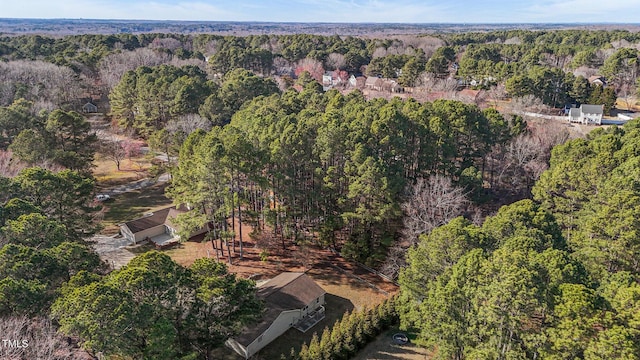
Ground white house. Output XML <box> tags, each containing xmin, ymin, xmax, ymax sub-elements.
<box><xmin>119</xmin><ymin>205</ymin><xmax>206</xmax><ymax>248</ymax></box>
<box><xmin>568</xmin><ymin>104</ymin><xmax>604</xmax><ymax>125</ymax></box>
<box><xmin>226</xmin><ymin>272</ymin><xmax>326</xmax><ymax>359</ymax></box>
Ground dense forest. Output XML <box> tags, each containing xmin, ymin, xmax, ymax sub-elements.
<box><xmin>0</xmin><ymin>29</ymin><xmax>639</xmax><ymax>112</ymax></box>
<box><xmin>0</xmin><ymin>28</ymin><xmax>639</xmax><ymax>359</ymax></box>
<box><xmin>400</xmin><ymin>120</ymin><xmax>640</xmax><ymax>359</ymax></box>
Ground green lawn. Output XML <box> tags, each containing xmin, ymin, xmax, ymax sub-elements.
<box><xmin>100</xmin><ymin>183</ymin><xmax>173</xmax><ymax>234</ymax></box>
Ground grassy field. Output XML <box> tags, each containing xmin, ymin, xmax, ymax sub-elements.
<box><xmin>94</xmin><ymin>154</ymin><xmax>153</xmax><ymax>189</ymax></box>
<box><xmin>163</xmin><ymin>241</ymin><xmax>215</xmax><ymax>267</ymax></box>
<box><xmin>100</xmin><ymin>183</ymin><xmax>173</xmax><ymax>234</ymax></box>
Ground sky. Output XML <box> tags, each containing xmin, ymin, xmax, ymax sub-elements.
<box><xmin>2</xmin><ymin>0</ymin><xmax>639</xmax><ymax>23</ymax></box>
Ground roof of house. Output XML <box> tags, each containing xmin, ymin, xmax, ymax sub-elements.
<box><xmin>569</xmin><ymin>107</ymin><xmax>581</xmax><ymax>117</ymax></box>
<box><xmin>122</xmin><ymin>205</ymin><xmax>187</xmax><ymax>233</ymax></box>
<box><xmin>257</xmin><ymin>272</ymin><xmax>325</xmax><ymax>308</ymax></box>
<box><xmin>588</xmin><ymin>75</ymin><xmax>606</xmax><ymax>83</ymax></box>
<box><xmin>234</xmin><ymin>272</ymin><xmax>326</xmax><ymax>347</ymax></box>
<box><xmin>365</xmin><ymin>76</ymin><xmax>383</xmax><ymax>87</ymax></box>
<box><xmin>581</xmin><ymin>104</ymin><xmax>603</xmax><ymax>115</ymax></box>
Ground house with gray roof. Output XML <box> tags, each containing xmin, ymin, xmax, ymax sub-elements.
<box><xmin>226</xmin><ymin>272</ymin><xmax>326</xmax><ymax>359</ymax></box>
<box><xmin>568</xmin><ymin>104</ymin><xmax>604</xmax><ymax>125</ymax></box>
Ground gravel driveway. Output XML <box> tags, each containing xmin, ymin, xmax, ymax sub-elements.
<box><xmin>89</xmin><ymin>234</ymin><xmax>136</xmax><ymax>270</ymax></box>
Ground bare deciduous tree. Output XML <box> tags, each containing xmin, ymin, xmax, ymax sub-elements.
<box><xmin>294</xmin><ymin>58</ymin><xmax>324</xmax><ymax>83</ymax></box>
<box><xmin>0</xmin><ymin>316</ymin><xmax>77</xmax><ymax>360</ymax></box>
<box><xmin>491</xmin><ymin>120</ymin><xmax>569</xmax><ymax>196</ymax></box>
<box><xmin>508</xmin><ymin>95</ymin><xmax>547</xmax><ymax>114</ymax></box>
<box><xmin>273</xmin><ymin>57</ymin><xmax>293</xmax><ymax>76</ymax></box>
<box><xmin>325</xmin><ymin>53</ymin><xmax>346</xmax><ymax>71</ymax></box>
<box><xmin>98</xmin><ymin>48</ymin><xmax>172</xmax><ymax>91</ymax></box>
<box><xmin>0</xmin><ymin>61</ymin><xmax>84</xmax><ymax>108</ymax></box>
<box><xmin>168</xmin><ymin>57</ymin><xmax>207</xmax><ymax>72</ymax></box>
<box><xmin>572</xmin><ymin>65</ymin><xmax>599</xmax><ymax>79</ymax></box>
<box><xmin>487</xmin><ymin>84</ymin><xmax>507</xmax><ymax>107</ymax></box>
<box><xmin>381</xmin><ymin>176</ymin><xmax>467</xmax><ymax>279</ymax></box>
<box><xmin>380</xmin><ymin>242</ymin><xmax>407</xmax><ymax>280</ymax></box>
<box><xmin>402</xmin><ymin>175</ymin><xmax>468</xmax><ymax>245</ymax></box>
<box><xmin>504</xmin><ymin>36</ymin><xmax>522</xmax><ymax>45</ymax></box>
<box><xmin>149</xmin><ymin>37</ymin><xmax>182</xmax><ymax>52</ymax></box>
<box><xmin>417</xmin><ymin>73</ymin><xmax>458</xmax><ymax>92</ymax></box>
<box><xmin>166</xmin><ymin>114</ymin><xmax>212</xmax><ymax>135</ymax></box>
<box><xmin>98</xmin><ymin>136</ymin><xmax>127</xmax><ymax>171</ymax></box>
<box><xmin>372</xmin><ymin>46</ymin><xmax>388</xmax><ymax>59</ymax></box>
<box><xmin>96</xmin><ymin>131</ymin><xmax>142</xmax><ymax>171</ymax></box>
<box><xmin>611</xmin><ymin>39</ymin><xmax>632</xmax><ymax>49</ymax></box>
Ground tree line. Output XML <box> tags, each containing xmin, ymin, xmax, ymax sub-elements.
<box><xmin>3</xmin><ymin>29</ymin><xmax>639</xmax><ymax>115</ymax></box>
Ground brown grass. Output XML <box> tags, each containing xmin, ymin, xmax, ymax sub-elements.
<box><xmin>93</xmin><ymin>155</ymin><xmax>153</xmax><ymax>189</ymax></box>
<box><xmin>616</xmin><ymin>97</ymin><xmax>640</xmax><ymax>112</ymax></box>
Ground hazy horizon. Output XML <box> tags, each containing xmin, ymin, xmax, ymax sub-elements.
<box><xmin>3</xmin><ymin>0</ymin><xmax>639</xmax><ymax>24</ymax></box>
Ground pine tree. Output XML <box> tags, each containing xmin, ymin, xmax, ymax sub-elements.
<box><xmin>354</xmin><ymin>317</ymin><xmax>366</xmax><ymax>350</ymax></box>
<box><xmin>306</xmin><ymin>332</ymin><xmax>321</xmax><ymax>360</ymax></box>
<box><xmin>329</xmin><ymin>319</ymin><xmax>345</xmax><ymax>359</ymax></box>
<box><xmin>298</xmin><ymin>342</ymin><xmax>309</xmax><ymax>360</ymax></box>
<box><xmin>289</xmin><ymin>347</ymin><xmax>298</xmax><ymax>360</ymax></box>
<box><xmin>362</xmin><ymin>307</ymin><xmax>376</xmax><ymax>341</ymax></box>
<box><xmin>319</xmin><ymin>326</ymin><xmax>332</xmax><ymax>360</ymax></box>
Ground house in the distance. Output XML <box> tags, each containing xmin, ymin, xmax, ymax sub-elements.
<box><xmin>226</xmin><ymin>272</ymin><xmax>326</xmax><ymax>359</ymax></box>
<box><xmin>349</xmin><ymin>74</ymin><xmax>366</xmax><ymax>89</ymax></box>
<box><xmin>322</xmin><ymin>70</ymin><xmax>349</xmax><ymax>91</ymax></box>
<box><xmin>365</xmin><ymin>76</ymin><xmax>384</xmax><ymax>91</ymax></box>
<box><xmin>588</xmin><ymin>75</ymin><xmax>607</xmax><ymax>87</ymax></box>
<box><xmin>119</xmin><ymin>205</ymin><xmax>206</xmax><ymax>248</ymax></box>
<box><xmin>568</xmin><ymin>104</ymin><xmax>604</xmax><ymax>125</ymax></box>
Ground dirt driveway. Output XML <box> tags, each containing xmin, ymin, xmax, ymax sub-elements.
<box><xmin>353</xmin><ymin>329</ymin><xmax>430</xmax><ymax>360</ymax></box>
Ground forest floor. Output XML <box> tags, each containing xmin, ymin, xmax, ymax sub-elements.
<box><xmin>95</xmin><ymin>191</ymin><xmax>403</xmax><ymax>358</ymax></box>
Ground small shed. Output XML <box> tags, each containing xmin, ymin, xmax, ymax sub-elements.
<box><xmin>82</xmin><ymin>102</ymin><xmax>98</xmax><ymax>113</ymax></box>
